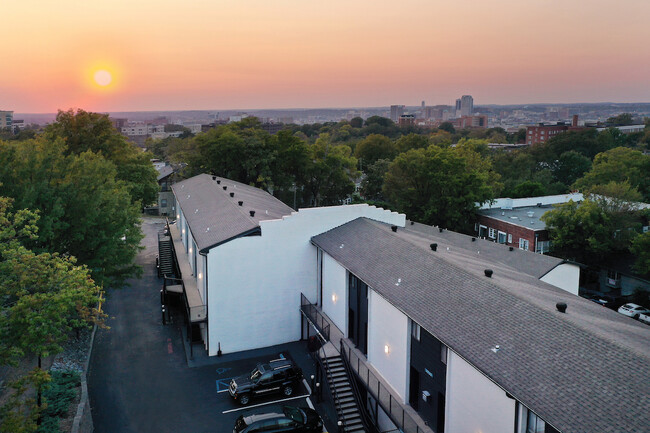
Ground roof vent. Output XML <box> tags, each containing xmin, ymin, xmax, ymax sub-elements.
<box><xmin>484</xmin><ymin>269</ymin><xmax>493</xmax><ymax>278</ymax></box>
<box><xmin>216</xmin><ymin>180</ymin><xmax>221</xmax><ymax>184</ymax></box>
<box><xmin>230</xmin><ymin>192</ymin><xmax>234</xmax><ymax>197</ymax></box>
<box><xmin>509</xmin><ymin>246</ymin><xmax>514</xmax><ymax>251</ymax></box>
<box><xmin>527</xmin><ymin>211</ymin><xmax>534</xmax><ymax>218</ymax></box>
<box><xmin>212</xmin><ymin>176</ymin><xmax>216</xmax><ymax>180</ymax></box>
<box><xmin>430</xmin><ymin>243</ymin><xmax>437</xmax><ymax>251</ymax></box>
<box><xmin>439</xmin><ymin>228</ymin><xmax>443</xmax><ymax>233</ymax></box>
<box><xmin>410</xmin><ymin>221</ymin><xmax>414</xmax><ymax>225</ymax></box>
<box><xmin>471</xmin><ymin>237</ymin><xmax>476</xmax><ymax>242</ymax></box>
<box><xmin>537</xmin><ymin>202</ymin><xmax>542</xmax><ymax>207</ymax></box>
<box><xmin>238</xmin><ymin>201</ymin><xmax>243</xmax><ymax>206</ymax></box>
<box><xmin>391</xmin><ymin>225</ymin><xmax>397</xmax><ymax>232</ymax></box>
<box><xmin>223</xmin><ymin>186</ymin><xmax>227</xmax><ymax>190</ymax></box>
<box><xmin>556</xmin><ymin>302</ymin><xmax>567</xmax><ymax>313</ymax></box>
<box><xmin>249</xmin><ymin>210</ymin><xmax>255</xmax><ymax>217</ymax></box>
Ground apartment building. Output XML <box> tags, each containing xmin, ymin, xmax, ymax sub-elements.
<box><xmin>163</xmin><ymin>175</ymin><xmax>649</xmax><ymax>433</ymax></box>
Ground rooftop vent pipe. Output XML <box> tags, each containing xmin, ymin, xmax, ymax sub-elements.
<box><xmin>223</xmin><ymin>186</ymin><xmax>227</xmax><ymax>190</ymax></box>
<box><xmin>217</xmin><ymin>180</ymin><xmax>221</xmax><ymax>184</ymax></box>
<box><xmin>410</xmin><ymin>221</ymin><xmax>414</xmax><ymax>225</ymax></box>
<box><xmin>509</xmin><ymin>246</ymin><xmax>514</xmax><ymax>251</ymax></box>
<box><xmin>556</xmin><ymin>302</ymin><xmax>567</xmax><ymax>313</ymax></box>
<box><xmin>249</xmin><ymin>210</ymin><xmax>255</xmax><ymax>217</ymax></box>
<box><xmin>391</xmin><ymin>225</ymin><xmax>397</xmax><ymax>232</ymax></box>
<box><xmin>238</xmin><ymin>201</ymin><xmax>243</xmax><ymax>206</ymax></box>
<box><xmin>439</xmin><ymin>228</ymin><xmax>444</xmax><ymax>233</ymax></box>
<box><xmin>230</xmin><ymin>192</ymin><xmax>234</xmax><ymax>197</ymax></box>
<box><xmin>472</xmin><ymin>237</ymin><xmax>476</xmax><ymax>242</ymax></box>
<box><xmin>484</xmin><ymin>269</ymin><xmax>493</xmax><ymax>278</ymax></box>
<box><xmin>212</xmin><ymin>176</ymin><xmax>216</xmax><ymax>180</ymax></box>
<box><xmin>430</xmin><ymin>243</ymin><xmax>437</xmax><ymax>251</ymax></box>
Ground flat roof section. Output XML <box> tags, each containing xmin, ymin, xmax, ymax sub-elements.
<box><xmin>169</xmin><ymin>223</ymin><xmax>206</xmax><ymax>322</ymax></box>
<box><xmin>478</xmin><ymin>205</ymin><xmax>554</xmax><ymax>230</ymax></box>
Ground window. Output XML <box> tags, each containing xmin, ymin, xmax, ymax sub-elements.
<box><xmin>161</xmin><ymin>199</ymin><xmax>168</xmax><ymax>207</ymax></box>
<box><xmin>507</xmin><ymin>234</ymin><xmax>512</xmax><ymax>244</ymax></box>
<box><xmin>412</xmin><ymin>322</ymin><xmax>420</xmax><ymax>341</ymax></box>
<box><xmin>440</xmin><ymin>345</ymin><xmax>447</xmax><ymax>364</ymax></box>
<box><xmin>536</xmin><ymin>240</ymin><xmax>550</xmax><ymax>254</ymax></box>
<box><xmin>488</xmin><ymin>228</ymin><xmax>496</xmax><ymax>239</ymax></box>
<box><xmin>519</xmin><ymin>238</ymin><xmax>530</xmax><ymax>251</ymax></box>
<box><xmin>497</xmin><ymin>231</ymin><xmax>507</xmax><ymax>244</ymax></box>
<box><xmin>527</xmin><ymin>411</ymin><xmax>545</xmax><ymax>433</ymax></box>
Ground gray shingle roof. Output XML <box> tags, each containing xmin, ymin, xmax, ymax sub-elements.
<box><xmin>172</xmin><ymin>174</ymin><xmax>294</xmax><ymax>252</ymax></box>
<box><xmin>312</xmin><ymin>218</ymin><xmax>650</xmax><ymax>433</ymax></box>
<box><xmin>156</xmin><ymin>165</ymin><xmax>174</xmax><ymax>181</ymax></box>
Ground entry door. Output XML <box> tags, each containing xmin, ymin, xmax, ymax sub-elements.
<box><xmin>409</xmin><ymin>367</ymin><xmax>420</xmax><ymax>411</ymax></box>
<box><xmin>348</xmin><ymin>273</ymin><xmax>368</xmax><ymax>355</ymax></box>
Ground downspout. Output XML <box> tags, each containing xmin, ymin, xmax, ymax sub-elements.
<box><xmin>200</xmin><ymin>251</ymin><xmax>209</xmax><ymax>355</ymax></box>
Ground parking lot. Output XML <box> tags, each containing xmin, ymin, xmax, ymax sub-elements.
<box><xmin>88</xmin><ymin>218</ymin><xmax>336</xmax><ymax>433</ymax></box>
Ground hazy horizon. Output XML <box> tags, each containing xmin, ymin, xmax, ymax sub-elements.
<box><xmin>3</xmin><ymin>0</ymin><xmax>649</xmax><ymax>113</ymax></box>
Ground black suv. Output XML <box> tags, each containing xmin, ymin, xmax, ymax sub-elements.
<box><xmin>233</xmin><ymin>406</ymin><xmax>323</xmax><ymax>433</ymax></box>
<box><xmin>229</xmin><ymin>359</ymin><xmax>303</xmax><ymax>405</ymax></box>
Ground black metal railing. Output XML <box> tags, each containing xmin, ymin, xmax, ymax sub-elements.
<box><xmin>340</xmin><ymin>338</ymin><xmax>434</xmax><ymax>433</ymax></box>
<box><xmin>300</xmin><ymin>293</ymin><xmax>331</xmax><ymax>341</ymax></box>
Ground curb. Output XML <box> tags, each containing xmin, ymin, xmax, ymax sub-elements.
<box><xmin>71</xmin><ymin>323</ymin><xmax>98</xmax><ymax>433</ymax></box>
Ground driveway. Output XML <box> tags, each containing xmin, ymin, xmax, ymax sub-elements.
<box><xmin>87</xmin><ymin>217</ymin><xmax>336</xmax><ymax>433</ymax></box>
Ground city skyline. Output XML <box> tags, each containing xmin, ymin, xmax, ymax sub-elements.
<box><xmin>3</xmin><ymin>0</ymin><xmax>650</xmax><ymax>113</ymax></box>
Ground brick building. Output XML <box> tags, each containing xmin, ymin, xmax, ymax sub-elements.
<box><xmin>476</xmin><ymin>194</ymin><xmax>584</xmax><ymax>253</ymax></box>
<box><xmin>525</xmin><ymin>114</ymin><xmax>583</xmax><ymax>145</ymax></box>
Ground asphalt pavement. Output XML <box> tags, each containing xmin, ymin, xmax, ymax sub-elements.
<box><xmin>87</xmin><ymin>217</ymin><xmax>337</xmax><ymax>433</ymax></box>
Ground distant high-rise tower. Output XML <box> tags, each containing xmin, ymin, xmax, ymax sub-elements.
<box><xmin>421</xmin><ymin>101</ymin><xmax>425</xmax><ymax>109</ymax></box>
<box><xmin>460</xmin><ymin>95</ymin><xmax>474</xmax><ymax>117</ymax></box>
<box><xmin>455</xmin><ymin>99</ymin><xmax>462</xmax><ymax>117</ymax></box>
<box><xmin>390</xmin><ymin>105</ymin><xmax>405</xmax><ymax>122</ymax></box>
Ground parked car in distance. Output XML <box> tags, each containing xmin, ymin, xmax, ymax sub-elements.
<box><xmin>233</xmin><ymin>405</ymin><xmax>323</xmax><ymax>433</ymax></box>
<box><xmin>637</xmin><ymin>312</ymin><xmax>650</xmax><ymax>326</ymax></box>
<box><xmin>229</xmin><ymin>358</ymin><xmax>303</xmax><ymax>405</ymax></box>
<box><xmin>617</xmin><ymin>303</ymin><xmax>650</xmax><ymax>319</ymax></box>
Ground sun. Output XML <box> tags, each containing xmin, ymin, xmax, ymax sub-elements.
<box><xmin>94</xmin><ymin>70</ymin><xmax>112</xmax><ymax>86</ymax></box>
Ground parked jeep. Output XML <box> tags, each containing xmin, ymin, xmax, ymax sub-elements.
<box><xmin>229</xmin><ymin>359</ymin><xmax>303</xmax><ymax>405</ymax></box>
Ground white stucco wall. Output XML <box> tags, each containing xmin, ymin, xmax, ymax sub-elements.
<box><xmin>206</xmin><ymin>204</ymin><xmax>405</xmax><ymax>355</ymax></box>
<box><xmin>367</xmin><ymin>290</ymin><xmax>410</xmax><ymax>402</ymax></box>
<box><xmin>540</xmin><ymin>263</ymin><xmax>580</xmax><ymax>295</ymax></box>
<box><xmin>322</xmin><ymin>252</ymin><xmax>348</xmax><ymax>334</ymax></box>
<box><xmin>445</xmin><ymin>351</ymin><xmax>516</xmax><ymax>433</ymax></box>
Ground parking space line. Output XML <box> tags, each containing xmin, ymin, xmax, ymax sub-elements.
<box><xmin>302</xmin><ymin>378</ymin><xmax>312</xmax><ymax>395</ymax></box>
<box><xmin>221</xmin><ymin>394</ymin><xmax>310</xmax><ymax>414</ymax></box>
<box><xmin>306</xmin><ymin>397</ymin><xmax>314</xmax><ymax>410</ymax></box>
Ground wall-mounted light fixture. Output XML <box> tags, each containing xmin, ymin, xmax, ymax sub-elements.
<box><xmin>198</xmin><ymin>272</ymin><xmax>202</xmax><ymax>279</ymax></box>
<box><xmin>384</xmin><ymin>344</ymin><xmax>390</xmax><ymax>355</ymax></box>
<box><xmin>332</xmin><ymin>294</ymin><xmax>338</xmax><ymax>303</ymax></box>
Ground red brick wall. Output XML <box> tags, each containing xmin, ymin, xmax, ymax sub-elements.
<box><xmin>476</xmin><ymin>215</ymin><xmax>547</xmax><ymax>251</ymax></box>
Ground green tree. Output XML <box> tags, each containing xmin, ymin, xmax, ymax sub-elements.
<box><xmin>438</xmin><ymin>122</ymin><xmax>455</xmax><ymax>134</ymax></box>
<box><xmin>574</xmin><ymin>147</ymin><xmax>650</xmax><ymax>201</ymax></box>
<box><xmin>631</xmin><ymin>232</ymin><xmax>650</xmax><ymax>275</ymax></box>
<box><xmin>0</xmin><ymin>197</ymin><xmax>105</xmax><ymax>431</ymax></box>
<box><xmin>360</xmin><ymin>159</ymin><xmax>391</xmax><ymax>201</ymax></box>
<box><xmin>553</xmin><ymin>151</ymin><xmax>592</xmax><ymax>186</ymax></box>
<box><xmin>383</xmin><ymin>145</ymin><xmax>495</xmax><ymax>232</ymax></box>
<box><xmin>355</xmin><ymin>134</ymin><xmax>398</xmax><ymax>166</ymax></box>
<box><xmin>0</xmin><ymin>139</ymin><xmax>144</xmax><ymax>286</ymax></box>
<box><xmin>44</xmin><ymin>109</ymin><xmax>158</xmax><ymax>206</ymax></box>
<box><xmin>303</xmin><ymin>134</ymin><xmax>358</xmax><ymax>206</ymax></box>
<box><xmin>606</xmin><ymin>113</ymin><xmax>634</xmax><ymax>126</ymax></box>
<box><xmin>350</xmin><ymin>117</ymin><xmax>363</xmax><ymax>128</ymax></box>
<box><xmin>395</xmin><ymin>133</ymin><xmax>428</xmax><ymax>153</ymax></box>
<box><xmin>512</xmin><ymin>181</ymin><xmax>546</xmax><ymax>198</ymax></box>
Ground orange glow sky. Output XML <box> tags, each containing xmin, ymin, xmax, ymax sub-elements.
<box><xmin>3</xmin><ymin>0</ymin><xmax>649</xmax><ymax>112</ymax></box>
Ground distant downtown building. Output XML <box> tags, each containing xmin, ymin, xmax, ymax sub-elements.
<box><xmin>0</xmin><ymin>111</ymin><xmax>13</xmax><ymax>129</ymax></box>
<box><xmin>390</xmin><ymin>105</ymin><xmax>405</xmax><ymax>122</ymax></box>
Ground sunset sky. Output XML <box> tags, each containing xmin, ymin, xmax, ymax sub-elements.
<box><xmin>3</xmin><ymin>0</ymin><xmax>649</xmax><ymax>113</ymax></box>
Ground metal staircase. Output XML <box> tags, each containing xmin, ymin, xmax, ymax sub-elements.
<box><xmin>157</xmin><ymin>231</ymin><xmax>174</xmax><ymax>278</ymax></box>
<box><xmin>322</xmin><ymin>353</ymin><xmax>366</xmax><ymax>433</ymax></box>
